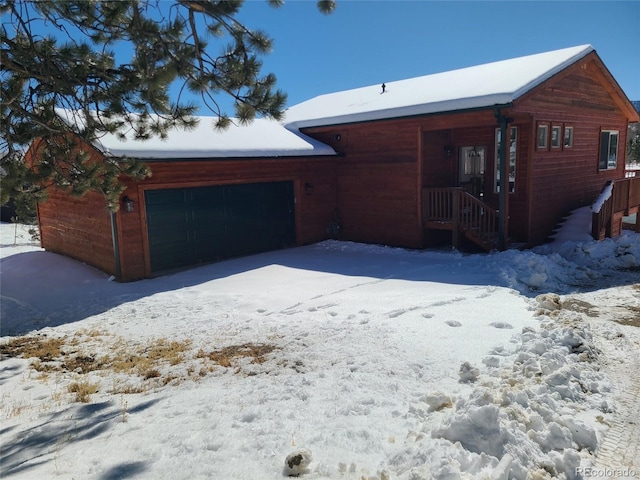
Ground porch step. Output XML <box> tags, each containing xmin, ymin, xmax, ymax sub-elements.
<box><xmin>463</xmin><ymin>227</ymin><xmax>499</xmax><ymax>251</ymax></box>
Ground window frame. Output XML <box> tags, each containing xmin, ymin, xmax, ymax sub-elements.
<box><xmin>563</xmin><ymin>125</ymin><xmax>574</xmax><ymax>148</ymax></box>
<box><xmin>598</xmin><ymin>130</ymin><xmax>619</xmax><ymax>171</ymax></box>
<box><xmin>495</xmin><ymin>126</ymin><xmax>517</xmax><ymax>194</ymax></box>
<box><xmin>536</xmin><ymin>123</ymin><xmax>549</xmax><ymax>150</ymax></box>
<box><xmin>551</xmin><ymin>125</ymin><xmax>562</xmax><ymax>149</ymax></box>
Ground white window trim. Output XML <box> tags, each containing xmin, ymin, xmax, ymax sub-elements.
<box><xmin>495</xmin><ymin>126</ymin><xmax>517</xmax><ymax>194</ymax></box>
<box><xmin>599</xmin><ymin>130</ymin><xmax>619</xmax><ymax>171</ymax></box>
<box><xmin>563</xmin><ymin>125</ymin><xmax>574</xmax><ymax>148</ymax></box>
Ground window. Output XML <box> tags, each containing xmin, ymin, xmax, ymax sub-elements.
<box><xmin>495</xmin><ymin>127</ymin><xmax>517</xmax><ymax>193</ymax></box>
<box><xmin>563</xmin><ymin>126</ymin><xmax>573</xmax><ymax>148</ymax></box>
<box><xmin>551</xmin><ymin>125</ymin><xmax>562</xmax><ymax>148</ymax></box>
<box><xmin>599</xmin><ymin>130</ymin><xmax>619</xmax><ymax>170</ymax></box>
<box><xmin>537</xmin><ymin>124</ymin><xmax>549</xmax><ymax>149</ymax></box>
<box><xmin>461</xmin><ymin>146</ymin><xmax>485</xmax><ymax>176</ymax></box>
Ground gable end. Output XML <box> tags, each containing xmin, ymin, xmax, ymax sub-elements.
<box><xmin>514</xmin><ymin>52</ymin><xmax>639</xmax><ymax>121</ymax></box>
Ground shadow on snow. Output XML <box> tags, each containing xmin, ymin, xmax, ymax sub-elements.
<box><xmin>0</xmin><ymin>398</ymin><xmax>160</xmax><ymax>478</ymax></box>
<box><xmin>1</xmin><ymin>238</ymin><xmax>638</xmax><ymax>336</ymax></box>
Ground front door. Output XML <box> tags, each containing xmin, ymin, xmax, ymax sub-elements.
<box><xmin>459</xmin><ymin>146</ymin><xmax>485</xmax><ymax>198</ymax></box>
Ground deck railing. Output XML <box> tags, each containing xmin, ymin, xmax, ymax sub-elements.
<box><xmin>592</xmin><ymin>176</ymin><xmax>640</xmax><ymax>239</ymax></box>
<box><xmin>422</xmin><ymin>188</ymin><xmax>499</xmax><ymax>249</ymax></box>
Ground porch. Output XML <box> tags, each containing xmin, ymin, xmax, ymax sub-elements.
<box><xmin>422</xmin><ymin>187</ymin><xmax>502</xmax><ymax>251</ymax></box>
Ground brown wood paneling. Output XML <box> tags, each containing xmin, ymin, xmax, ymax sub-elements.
<box><xmin>336</xmin><ymin>157</ymin><xmax>421</xmax><ymax>248</ymax></box>
<box><xmin>305</xmin><ymin>120</ymin><xmax>426</xmax><ymax>249</ymax></box>
<box><xmin>422</xmin><ymin>130</ymin><xmax>453</xmax><ymax>188</ymax></box>
<box><xmin>526</xmin><ymin>117</ymin><xmax>628</xmax><ymax>244</ymax></box>
<box><xmin>511</xmin><ymin>53</ymin><xmax>633</xmax><ymax>245</ymax></box>
<box><xmin>38</xmin><ymin>188</ymin><xmax>115</xmax><ymax>275</ymax></box>
<box><xmin>515</xmin><ymin>53</ymin><xmax>634</xmax><ymax>120</ymax></box>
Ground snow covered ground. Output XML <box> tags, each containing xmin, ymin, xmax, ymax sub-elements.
<box><xmin>1</xmin><ymin>211</ymin><xmax>639</xmax><ymax>480</ymax></box>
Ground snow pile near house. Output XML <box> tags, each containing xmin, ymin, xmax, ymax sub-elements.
<box><xmin>399</xmin><ymin>298</ymin><xmax>610</xmax><ymax>479</ymax></box>
<box><xmin>1</xmin><ymin>218</ymin><xmax>639</xmax><ymax>480</ymax></box>
<box><xmin>493</xmin><ymin>229</ymin><xmax>639</xmax><ymax>294</ymax></box>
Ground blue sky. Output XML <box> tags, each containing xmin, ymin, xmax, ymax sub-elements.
<box><xmin>197</xmin><ymin>0</ymin><xmax>640</xmax><ymax>117</ymax></box>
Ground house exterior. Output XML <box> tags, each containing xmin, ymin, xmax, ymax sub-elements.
<box><xmin>33</xmin><ymin>45</ymin><xmax>639</xmax><ymax>281</ymax></box>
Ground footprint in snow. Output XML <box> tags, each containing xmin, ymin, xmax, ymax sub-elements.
<box><xmin>445</xmin><ymin>320</ymin><xmax>462</xmax><ymax>327</ymax></box>
<box><xmin>489</xmin><ymin>321</ymin><xmax>513</xmax><ymax>329</ymax></box>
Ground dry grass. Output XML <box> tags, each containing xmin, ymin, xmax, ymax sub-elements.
<box><xmin>68</xmin><ymin>380</ymin><xmax>99</xmax><ymax>403</ymax></box>
<box><xmin>63</xmin><ymin>355</ymin><xmax>104</xmax><ymax>374</ymax></box>
<box><xmin>1</xmin><ymin>336</ymin><xmax>64</xmax><ymax>364</ymax></box>
<box><xmin>110</xmin><ymin>381</ymin><xmax>146</xmax><ymax>395</ymax></box>
<box><xmin>3</xmin><ymin>400</ymin><xmax>30</xmax><ymax>419</ymax></box>
<box><xmin>3</xmin><ymin>331</ymin><xmax>279</xmax><ymax>404</ymax></box>
<box><xmin>109</xmin><ymin>338</ymin><xmax>191</xmax><ymax>377</ymax></box>
<box><xmin>196</xmin><ymin>343</ymin><xmax>277</xmax><ymax>368</ymax></box>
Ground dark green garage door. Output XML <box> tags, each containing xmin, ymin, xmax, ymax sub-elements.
<box><xmin>145</xmin><ymin>181</ymin><xmax>295</xmax><ymax>272</ymax></box>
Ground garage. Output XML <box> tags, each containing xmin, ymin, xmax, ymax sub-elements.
<box><xmin>145</xmin><ymin>181</ymin><xmax>295</xmax><ymax>272</ymax></box>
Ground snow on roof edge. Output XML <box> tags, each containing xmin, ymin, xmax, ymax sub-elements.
<box><xmin>283</xmin><ymin>45</ymin><xmax>596</xmax><ymax>130</ymax></box>
<box><xmin>54</xmin><ymin>109</ymin><xmax>336</xmax><ymax>159</ymax></box>
<box><xmin>284</xmin><ymin>94</ymin><xmax>516</xmax><ymax>130</ymax></box>
<box><xmin>510</xmin><ymin>45</ymin><xmax>594</xmax><ymax>101</ymax></box>
<box><xmin>96</xmin><ymin>125</ymin><xmax>337</xmax><ymax>159</ymax></box>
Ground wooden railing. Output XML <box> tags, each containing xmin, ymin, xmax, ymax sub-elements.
<box><xmin>422</xmin><ymin>188</ymin><xmax>499</xmax><ymax>250</ymax></box>
<box><xmin>592</xmin><ymin>176</ymin><xmax>640</xmax><ymax>239</ymax></box>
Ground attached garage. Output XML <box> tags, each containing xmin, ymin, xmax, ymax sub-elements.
<box><xmin>33</xmin><ymin>117</ymin><xmax>337</xmax><ymax>281</ymax></box>
<box><xmin>145</xmin><ymin>181</ymin><xmax>295</xmax><ymax>272</ymax></box>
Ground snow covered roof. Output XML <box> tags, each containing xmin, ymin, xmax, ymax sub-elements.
<box><xmin>54</xmin><ymin>45</ymin><xmax>600</xmax><ymax>158</ymax></box>
<box><xmin>93</xmin><ymin>117</ymin><xmax>337</xmax><ymax>159</ymax></box>
<box><xmin>283</xmin><ymin>45</ymin><xmax>595</xmax><ymax>129</ymax></box>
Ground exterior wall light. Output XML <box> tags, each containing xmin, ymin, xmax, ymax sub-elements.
<box><xmin>444</xmin><ymin>144</ymin><xmax>454</xmax><ymax>157</ymax></box>
<box><xmin>122</xmin><ymin>196</ymin><xmax>134</xmax><ymax>213</ymax></box>
<box><xmin>304</xmin><ymin>182</ymin><xmax>314</xmax><ymax>195</ymax></box>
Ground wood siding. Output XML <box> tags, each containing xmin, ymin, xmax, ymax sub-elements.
<box><xmin>304</xmin><ymin>120</ymin><xmax>422</xmax><ymax>248</ymax></box>
<box><xmin>422</xmin><ymin>130</ymin><xmax>453</xmax><ymax>188</ymax></box>
<box><xmin>116</xmin><ymin>157</ymin><xmax>337</xmax><ymax>280</ymax></box>
<box><xmin>514</xmin><ymin>53</ymin><xmax>631</xmax><ymax>245</ymax></box>
<box><xmin>306</xmin><ymin>110</ymin><xmax>541</xmax><ymax>247</ymax></box>
<box><xmin>27</xmin><ymin>142</ymin><xmax>117</xmax><ymax>276</ymax></box>
<box><xmin>37</xmin><ymin>188</ymin><xmax>115</xmax><ymax>275</ymax></box>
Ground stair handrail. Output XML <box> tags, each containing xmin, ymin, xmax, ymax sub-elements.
<box><xmin>591</xmin><ymin>176</ymin><xmax>640</xmax><ymax>240</ymax></box>
<box><xmin>456</xmin><ymin>190</ymin><xmax>499</xmax><ymax>243</ymax></box>
<box><xmin>423</xmin><ymin>187</ymin><xmax>499</xmax><ymax>248</ymax></box>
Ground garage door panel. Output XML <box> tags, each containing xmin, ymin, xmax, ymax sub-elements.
<box><xmin>145</xmin><ymin>181</ymin><xmax>295</xmax><ymax>273</ymax></box>
<box><xmin>151</xmin><ymin>251</ymin><xmax>194</xmax><ymax>272</ymax></box>
<box><xmin>148</xmin><ymin>229</ymin><xmax>190</xmax><ymax>247</ymax></box>
<box><xmin>191</xmin><ymin>206</ymin><xmax>226</xmax><ymax>224</ymax></box>
<box><xmin>147</xmin><ymin>212</ymin><xmax>189</xmax><ymax>230</ymax></box>
<box><xmin>146</xmin><ymin>189</ymin><xmax>186</xmax><ymax>206</ymax></box>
